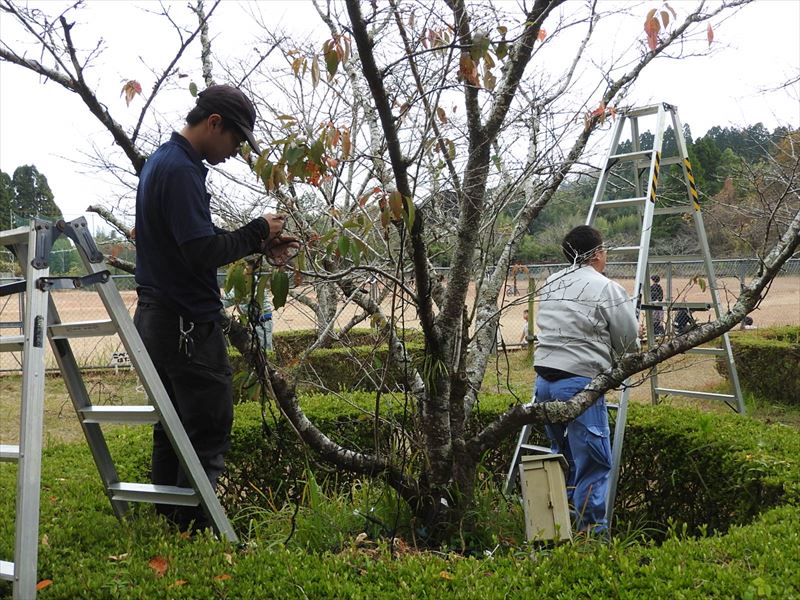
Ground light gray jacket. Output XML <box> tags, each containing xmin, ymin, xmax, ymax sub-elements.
<box><xmin>534</xmin><ymin>265</ymin><xmax>639</xmax><ymax>378</ymax></box>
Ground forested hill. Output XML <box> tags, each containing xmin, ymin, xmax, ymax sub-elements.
<box><xmin>512</xmin><ymin>123</ymin><xmax>796</xmax><ymax>263</ymax></box>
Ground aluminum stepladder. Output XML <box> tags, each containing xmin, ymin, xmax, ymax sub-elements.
<box><xmin>0</xmin><ymin>218</ymin><xmax>237</xmax><ymax>599</ymax></box>
<box><xmin>503</xmin><ymin>102</ymin><xmax>746</xmax><ymax>527</ymax></box>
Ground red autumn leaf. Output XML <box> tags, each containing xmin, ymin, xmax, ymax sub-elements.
<box><xmin>590</xmin><ymin>102</ymin><xmax>606</xmax><ymax>118</ymax></box>
<box><xmin>644</xmin><ymin>17</ymin><xmax>660</xmax><ymax>51</ymax></box>
<box><xmin>148</xmin><ymin>555</ymin><xmax>169</xmax><ymax>578</ymax></box>
<box><xmin>36</xmin><ymin>580</ymin><xmax>53</xmax><ymax>591</ymax></box>
<box><xmin>121</xmin><ymin>80</ymin><xmax>142</xmax><ymax>107</ymax></box>
<box><xmin>706</xmin><ymin>23</ymin><xmax>714</xmax><ymax>47</ymax></box>
<box><xmin>537</xmin><ymin>28</ymin><xmax>547</xmax><ymax>42</ymax></box>
<box><xmin>214</xmin><ymin>574</ymin><xmax>232</xmax><ymax>581</ymax></box>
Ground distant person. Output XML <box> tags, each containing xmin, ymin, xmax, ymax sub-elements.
<box><xmin>134</xmin><ymin>84</ymin><xmax>299</xmax><ymax>532</ymax></box>
<box><xmin>520</xmin><ymin>308</ymin><xmax>530</xmax><ymax>346</ymax></box>
<box><xmin>534</xmin><ymin>225</ymin><xmax>639</xmax><ymax>534</ymax></box>
<box><xmin>650</xmin><ymin>275</ymin><xmax>665</xmax><ymax>336</ymax></box>
<box><xmin>673</xmin><ymin>308</ymin><xmax>696</xmax><ymax>335</ymax></box>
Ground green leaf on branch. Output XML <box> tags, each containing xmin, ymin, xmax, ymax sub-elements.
<box><xmin>403</xmin><ymin>196</ymin><xmax>416</xmax><ymax>230</ymax></box>
<box><xmin>324</xmin><ymin>49</ymin><xmax>340</xmax><ymax>79</ymax></box>
<box><xmin>189</xmin><ymin>82</ymin><xmax>198</xmax><ymax>97</ymax></box>
<box><xmin>389</xmin><ymin>190</ymin><xmax>404</xmax><ymax>220</ymax></box>
<box><xmin>271</xmin><ymin>270</ymin><xmax>289</xmax><ymax>309</ymax></box>
<box><xmin>337</xmin><ymin>234</ymin><xmax>351</xmax><ymax>257</ymax></box>
<box><xmin>256</xmin><ymin>273</ymin><xmax>269</xmax><ymax>310</ymax></box>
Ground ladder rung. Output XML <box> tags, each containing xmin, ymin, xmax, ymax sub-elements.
<box><xmin>607</xmin><ymin>403</ymin><xmax>619</xmax><ymax>410</ymax></box>
<box><xmin>608</xmin><ymin>245</ymin><xmax>640</xmax><ymax>253</ymax></box>
<box><xmin>0</xmin><ymin>226</ymin><xmax>30</xmax><ymax>246</ymax></box>
<box><xmin>655</xmin><ymin>388</ymin><xmax>736</xmax><ymax>402</ymax></box>
<box><xmin>609</xmin><ymin>150</ymin><xmax>653</xmax><ymax>163</ymax></box>
<box><xmin>0</xmin><ymin>444</ymin><xmax>20</xmax><ymax>462</ymax></box>
<box><xmin>649</xmin><ymin>301</ymin><xmax>712</xmax><ymax>310</ymax></box>
<box><xmin>49</xmin><ymin>320</ymin><xmax>117</xmax><ymax>339</ymax></box>
<box><xmin>686</xmin><ymin>347</ymin><xmax>726</xmax><ymax>356</ymax></box>
<box><xmin>79</xmin><ymin>406</ymin><xmax>159</xmax><ymax>424</ymax></box>
<box><xmin>0</xmin><ymin>559</ymin><xmax>13</xmax><ymax>582</ymax></box>
<box><xmin>594</xmin><ymin>196</ymin><xmax>647</xmax><ymax>209</ymax></box>
<box><xmin>654</xmin><ymin>206</ymin><xmax>692</xmax><ymax>215</ymax></box>
<box><xmin>0</xmin><ymin>335</ymin><xmax>24</xmax><ymax>352</ymax></box>
<box><xmin>648</xmin><ymin>254</ymin><xmax>704</xmax><ymax>263</ymax></box>
<box><xmin>520</xmin><ymin>443</ymin><xmax>552</xmax><ymax>454</ymax></box>
<box><xmin>108</xmin><ymin>483</ymin><xmax>199</xmax><ymax>506</ymax></box>
<box><xmin>623</xmin><ymin>104</ymin><xmax>662</xmax><ymax>118</ymax></box>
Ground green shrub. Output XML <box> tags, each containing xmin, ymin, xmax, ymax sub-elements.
<box><xmin>230</xmin><ymin>328</ymin><xmax>427</xmax><ymax>395</ymax></box>
<box><xmin>716</xmin><ymin>325</ymin><xmax>800</xmax><ymax>405</ymax></box>
<box><xmin>4</xmin><ymin>393</ymin><xmax>800</xmax><ymax>598</ymax></box>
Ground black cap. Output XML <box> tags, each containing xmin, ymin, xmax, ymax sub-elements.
<box><xmin>195</xmin><ymin>84</ymin><xmax>262</xmax><ymax>155</ymax></box>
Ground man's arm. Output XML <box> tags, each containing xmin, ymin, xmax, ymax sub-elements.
<box><xmin>602</xmin><ymin>281</ymin><xmax>640</xmax><ymax>355</ymax></box>
<box><xmin>180</xmin><ymin>218</ymin><xmax>269</xmax><ymax>270</ymax></box>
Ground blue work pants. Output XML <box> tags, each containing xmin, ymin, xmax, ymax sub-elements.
<box><xmin>534</xmin><ymin>375</ymin><xmax>611</xmax><ymax>532</ymax></box>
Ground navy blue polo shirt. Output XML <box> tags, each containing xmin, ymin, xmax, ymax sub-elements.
<box><xmin>135</xmin><ymin>132</ymin><xmax>222</xmax><ymax>322</ymax></box>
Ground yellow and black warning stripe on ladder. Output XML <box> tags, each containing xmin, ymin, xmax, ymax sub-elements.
<box><xmin>684</xmin><ymin>158</ymin><xmax>701</xmax><ymax>211</ymax></box>
<box><xmin>649</xmin><ymin>151</ymin><xmax>661</xmax><ymax>203</ymax></box>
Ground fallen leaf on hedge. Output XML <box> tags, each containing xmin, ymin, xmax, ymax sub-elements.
<box><xmin>354</xmin><ymin>532</ymin><xmax>369</xmax><ymax>546</ymax></box>
<box><xmin>170</xmin><ymin>579</ymin><xmax>188</xmax><ymax>588</ymax></box>
<box><xmin>36</xmin><ymin>580</ymin><xmax>53</xmax><ymax>591</ymax></box>
<box><xmin>224</xmin><ymin>552</ymin><xmax>233</xmax><ymax>565</ymax></box>
<box><xmin>108</xmin><ymin>553</ymin><xmax>129</xmax><ymax>562</ymax></box>
<box><xmin>41</xmin><ymin>534</ymin><xmax>49</xmax><ymax>547</ymax></box>
<box><xmin>214</xmin><ymin>574</ymin><xmax>232</xmax><ymax>581</ymax></box>
<box><xmin>148</xmin><ymin>555</ymin><xmax>169</xmax><ymax>578</ymax></box>
<box><xmin>439</xmin><ymin>570</ymin><xmax>454</xmax><ymax>580</ymax></box>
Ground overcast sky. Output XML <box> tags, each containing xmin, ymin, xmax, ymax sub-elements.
<box><xmin>1</xmin><ymin>0</ymin><xmax>798</xmax><ymax>231</ymax></box>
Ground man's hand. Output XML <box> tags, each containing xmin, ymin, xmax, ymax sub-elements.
<box><xmin>261</xmin><ymin>213</ymin><xmax>288</xmax><ymax>240</ymax></box>
<box><xmin>262</xmin><ymin>233</ymin><xmax>301</xmax><ymax>267</ymax></box>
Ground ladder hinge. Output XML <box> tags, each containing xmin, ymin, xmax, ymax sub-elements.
<box><xmin>31</xmin><ymin>219</ymin><xmax>60</xmax><ymax>270</ymax></box>
<box><xmin>59</xmin><ymin>217</ymin><xmax>104</xmax><ymax>263</ymax></box>
<box><xmin>36</xmin><ymin>270</ymin><xmax>111</xmax><ymax>292</ymax></box>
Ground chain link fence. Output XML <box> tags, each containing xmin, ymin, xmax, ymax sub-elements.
<box><xmin>1</xmin><ymin>259</ymin><xmax>798</xmax><ymax>373</ymax></box>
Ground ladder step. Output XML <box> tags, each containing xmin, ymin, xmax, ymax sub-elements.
<box><xmin>608</xmin><ymin>150</ymin><xmax>653</xmax><ymax>163</ymax></box>
<box><xmin>608</xmin><ymin>245</ymin><xmax>640</xmax><ymax>253</ymax></box>
<box><xmin>0</xmin><ymin>226</ymin><xmax>30</xmax><ymax>247</ymax></box>
<box><xmin>686</xmin><ymin>347</ymin><xmax>726</xmax><ymax>356</ymax></box>
<box><xmin>654</xmin><ymin>206</ymin><xmax>693</xmax><ymax>216</ymax></box>
<box><xmin>623</xmin><ymin>104</ymin><xmax>662</xmax><ymax>118</ymax></box>
<box><xmin>648</xmin><ymin>301</ymin><xmax>712</xmax><ymax>310</ymax></box>
<box><xmin>79</xmin><ymin>406</ymin><xmax>159</xmax><ymax>424</ymax></box>
<box><xmin>655</xmin><ymin>388</ymin><xmax>736</xmax><ymax>402</ymax></box>
<box><xmin>49</xmin><ymin>319</ymin><xmax>117</xmax><ymax>339</ymax></box>
<box><xmin>0</xmin><ymin>559</ymin><xmax>13</xmax><ymax>582</ymax></box>
<box><xmin>660</xmin><ymin>156</ymin><xmax>684</xmax><ymax>166</ymax></box>
<box><xmin>0</xmin><ymin>444</ymin><xmax>20</xmax><ymax>462</ymax></box>
<box><xmin>594</xmin><ymin>196</ymin><xmax>647</xmax><ymax>209</ymax></box>
<box><xmin>0</xmin><ymin>335</ymin><xmax>24</xmax><ymax>352</ymax></box>
<box><xmin>520</xmin><ymin>443</ymin><xmax>552</xmax><ymax>454</ymax></box>
<box><xmin>108</xmin><ymin>483</ymin><xmax>200</xmax><ymax>506</ymax></box>
<box><xmin>648</xmin><ymin>254</ymin><xmax>704</xmax><ymax>263</ymax></box>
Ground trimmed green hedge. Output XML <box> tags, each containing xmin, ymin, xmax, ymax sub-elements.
<box><xmin>224</xmin><ymin>394</ymin><xmax>800</xmax><ymax>537</ymax></box>
<box><xmin>717</xmin><ymin>325</ymin><xmax>800</xmax><ymax>405</ymax></box>
<box><xmin>230</xmin><ymin>328</ymin><xmax>427</xmax><ymax>394</ymax></box>
<box><xmin>3</xmin><ymin>394</ymin><xmax>800</xmax><ymax>598</ymax></box>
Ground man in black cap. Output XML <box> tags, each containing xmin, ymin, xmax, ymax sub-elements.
<box><xmin>134</xmin><ymin>84</ymin><xmax>298</xmax><ymax>531</ymax></box>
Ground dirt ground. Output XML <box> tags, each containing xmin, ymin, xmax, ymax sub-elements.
<box><xmin>0</xmin><ymin>275</ymin><xmax>797</xmax><ymax>370</ymax></box>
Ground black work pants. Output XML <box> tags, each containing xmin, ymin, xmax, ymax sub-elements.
<box><xmin>133</xmin><ymin>302</ymin><xmax>233</xmax><ymax>529</ymax></box>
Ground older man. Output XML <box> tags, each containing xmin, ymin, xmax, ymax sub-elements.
<box><xmin>534</xmin><ymin>225</ymin><xmax>639</xmax><ymax>533</ymax></box>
